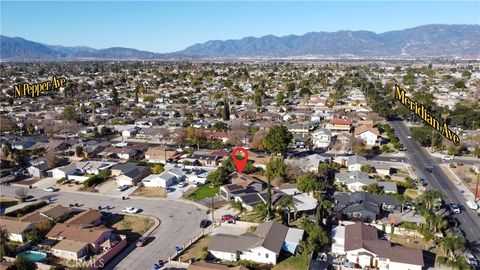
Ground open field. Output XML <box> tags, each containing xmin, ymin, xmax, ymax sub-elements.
<box><xmin>131</xmin><ymin>187</ymin><xmax>166</xmax><ymax>198</ymax></box>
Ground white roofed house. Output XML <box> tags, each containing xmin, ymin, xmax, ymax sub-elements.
<box><xmin>335</xmin><ymin>171</ymin><xmax>375</xmax><ymax>192</ymax></box>
<box><xmin>208</xmin><ymin>221</ymin><xmax>304</xmax><ymax>265</ymax></box>
<box><xmin>49</xmin><ymin>161</ymin><xmax>117</xmax><ymax>182</ymax></box>
<box><xmin>355</xmin><ymin>125</ymin><xmax>380</xmax><ymax>146</ymax></box>
<box><xmin>347</xmin><ymin>155</ymin><xmax>367</xmax><ymax>172</ymax></box>
<box><xmin>312</xmin><ymin>129</ymin><xmax>333</xmax><ymax>148</ymax></box>
<box><xmin>285</xmin><ymin>154</ymin><xmax>331</xmax><ymax>173</ymax></box>
<box><xmin>142</xmin><ymin>167</ymin><xmax>185</xmax><ymax>188</ymax></box>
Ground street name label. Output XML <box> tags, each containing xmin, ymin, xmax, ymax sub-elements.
<box><xmin>394</xmin><ymin>84</ymin><xmax>460</xmax><ymax>146</ymax></box>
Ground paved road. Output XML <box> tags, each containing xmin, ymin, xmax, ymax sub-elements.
<box><xmin>389</xmin><ymin>120</ymin><xmax>480</xmax><ymax>248</ymax></box>
<box><xmin>0</xmin><ymin>186</ymin><xmax>207</xmax><ymax>270</ymax></box>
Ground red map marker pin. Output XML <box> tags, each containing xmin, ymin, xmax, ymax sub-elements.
<box><xmin>231</xmin><ymin>147</ymin><xmax>249</xmax><ymax>174</ymax></box>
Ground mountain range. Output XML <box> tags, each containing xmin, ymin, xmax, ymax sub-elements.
<box><xmin>1</xmin><ymin>24</ymin><xmax>479</xmax><ymax>60</ymax></box>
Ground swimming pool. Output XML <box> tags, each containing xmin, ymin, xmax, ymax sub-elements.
<box><xmin>16</xmin><ymin>250</ymin><xmax>47</xmax><ymax>262</ymax></box>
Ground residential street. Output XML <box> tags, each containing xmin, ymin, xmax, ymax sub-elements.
<box><xmin>0</xmin><ymin>186</ymin><xmax>207</xmax><ymax>270</ymax></box>
<box><xmin>389</xmin><ymin>120</ymin><xmax>480</xmax><ymax>248</ymax></box>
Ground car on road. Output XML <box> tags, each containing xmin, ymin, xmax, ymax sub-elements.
<box><xmin>466</xmin><ymin>200</ymin><xmax>479</xmax><ymax>210</ymax></box>
<box><xmin>15</xmin><ymin>195</ymin><xmax>33</xmax><ymax>201</ymax></box>
<box><xmin>122</xmin><ymin>207</ymin><xmax>140</xmax><ymax>214</ymax></box>
<box><xmin>425</xmin><ymin>165</ymin><xmax>434</xmax><ymax>173</ymax></box>
<box><xmin>221</xmin><ymin>214</ymin><xmax>236</xmax><ymax>221</ymax></box>
<box><xmin>43</xmin><ymin>187</ymin><xmax>58</xmax><ymax>192</ymax></box>
<box><xmin>449</xmin><ymin>203</ymin><xmax>461</xmax><ymax>214</ymax></box>
<box><xmin>199</xmin><ymin>219</ymin><xmax>210</xmax><ymax>228</ymax></box>
<box><xmin>407</xmin><ymin>135</ymin><xmax>412</xmax><ymax>139</ymax></box>
<box><xmin>166</xmin><ymin>187</ymin><xmax>175</xmax><ymax>193</ymax></box>
<box><xmin>419</xmin><ymin>178</ymin><xmax>427</xmax><ymax>186</ymax></box>
<box><xmin>117</xmin><ymin>185</ymin><xmax>130</xmax><ymax>191</ymax></box>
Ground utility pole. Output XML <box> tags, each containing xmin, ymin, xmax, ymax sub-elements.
<box><xmin>475</xmin><ymin>172</ymin><xmax>479</xmax><ymax>202</ymax></box>
<box><xmin>431</xmin><ymin>129</ymin><xmax>436</xmax><ymax>153</ymax></box>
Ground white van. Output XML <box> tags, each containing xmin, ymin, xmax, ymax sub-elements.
<box><xmin>466</xmin><ymin>200</ymin><xmax>479</xmax><ymax>210</ymax></box>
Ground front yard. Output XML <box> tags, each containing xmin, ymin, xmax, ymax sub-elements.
<box><xmin>131</xmin><ymin>187</ymin><xmax>166</xmax><ymax>198</ymax></box>
<box><xmin>107</xmin><ymin>214</ymin><xmax>156</xmax><ymax>242</ymax></box>
<box><xmin>0</xmin><ymin>197</ymin><xmax>18</xmax><ymax>209</ymax></box>
<box><xmin>187</xmin><ymin>184</ymin><xmax>219</xmax><ymax>201</ymax></box>
<box><xmin>178</xmin><ymin>235</ymin><xmax>212</xmax><ymax>262</ymax></box>
<box><xmin>389</xmin><ymin>234</ymin><xmax>432</xmax><ymax>251</ymax></box>
<box><xmin>272</xmin><ymin>255</ymin><xmax>309</xmax><ymax>270</ymax></box>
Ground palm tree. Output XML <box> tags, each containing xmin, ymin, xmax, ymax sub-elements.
<box><xmin>0</xmin><ymin>228</ymin><xmax>8</xmax><ymax>258</ymax></box>
<box><xmin>277</xmin><ymin>195</ymin><xmax>297</xmax><ymax>225</ymax></box>
<box><xmin>253</xmin><ymin>202</ymin><xmax>269</xmax><ymax>221</ymax></box>
<box><xmin>427</xmin><ymin>215</ymin><xmax>448</xmax><ymax>233</ymax></box>
<box><xmin>230</xmin><ymin>200</ymin><xmax>246</xmax><ymax>220</ymax></box>
<box><xmin>419</xmin><ymin>190</ymin><xmax>444</xmax><ymax>212</ymax></box>
<box><xmin>440</xmin><ymin>232</ymin><xmax>464</xmax><ymax>261</ymax></box>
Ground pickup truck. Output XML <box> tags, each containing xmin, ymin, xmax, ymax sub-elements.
<box><xmin>466</xmin><ymin>200</ymin><xmax>479</xmax><ymax>210</ymax></box>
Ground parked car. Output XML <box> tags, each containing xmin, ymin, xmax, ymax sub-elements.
<box><xmin>199</xmin><ymin>219</ymin><xmax>210</xmax><ymax>228</ymax></box>
<box><xmin>166</xmin><ymin>187</ymin><xmax>175</xmax><ymax>193</ymax></box>
<box><xmin>405</xmin><ymin>202</ymin><xmax>416</xmax><ymax>210</ymax></box>
<box><xmin>178</xmin><ymin>182</ymin><xmax>188</xmax><ymax>188</ymax></box>
<box><xmin>466</xmin><ymin>200</ymin><xmax>479</xmax><ymax>210</ymax></box>
<box><xmin>122</xmin><ymin>207</ymin><xmax>140</xmax><ymax>214</ymax></box>
<box><xmin>442</xmin><ymin>155</ymin><xmax>455</xmax><ymax>161</ymax></box>
<box><xmin>449</xmin><ymin>203</ymin><xmax>461</xmax><ymax>214</ymax></box>
<box><xmin>464</xmin><ymin>251</ymin><xmax>478</xmax><ymax>267</ymax></box>
<box><xmin>425</xmin><ymin>165</ymin><xmax>434</xmax><ymax>173</ymax></box>
<box><xmin>221</xmin><ymin>214</ymin><xmax>235</xmax><ymax>221</ymax></box>
<box><xmin>419</xmin><ymin>178</ymin><xmax>427</xmax><ymax>186</ymax></box>
<box><xmin>136</xmin><ymin>236</ymin><xmax>149</xmax><ymax>247</ymax></box>
<box><xmin>117</xmin><ymin>185</ymin><xmax>130</xmax><ymax>191</ymax></box>
<box><xmin>447</xmin><ymin>217</ymin><xmax>460</xmax><ymax>228</ymax></box>
<box><xmin>43</xmin><ymin>187</ymin><xmax>58</xmax><ymax>192</ymax></box>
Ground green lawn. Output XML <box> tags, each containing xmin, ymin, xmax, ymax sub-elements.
<box><xmin>0</xmin><ymin>197</ymin><xmax>18</xmax><ymax>209</ymax></box>
<box><xmin>273</xmin><ymin>255</ymin><xmax>309</xmax><ymax>270</ymax></box>
<box><xmin>187</xmin><ymin>185</ymin><xmax>219</xmax><ymax>201</ymax></box>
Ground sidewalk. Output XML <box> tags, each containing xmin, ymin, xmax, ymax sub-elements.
<box><xmin>440</xmin><ymin>164</ymin><xmax>477</xmax><ymax>203</ymax></box>
<box><xmin>4</xmin><ymin>200</ymin><xmax>41</xmax><ymax>214</ymax></box>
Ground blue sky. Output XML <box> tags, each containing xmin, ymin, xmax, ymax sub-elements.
<box><xmin>1</xmin><ymin>1</ymin><xmax>479</xmax><ymax>53</ymax></box>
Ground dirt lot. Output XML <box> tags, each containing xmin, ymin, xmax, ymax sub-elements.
<box><xmin>131</xmin><ymin>187</ymin><xmax>166</xmax><ymax>198</ymax></box>
<box><xmin>178</xmin><ymin>236</ymin><xmax>211</xmax><ymax>262</ymax></box>
<box><xmin>451</xmin><ymin>164</ymin><xmax>478</xmax><ymax>193</ymax></box>
<box><xmin>107</xmin><ymin>214</ymin><xmax>156</xmax><ymax>242</ymax></box>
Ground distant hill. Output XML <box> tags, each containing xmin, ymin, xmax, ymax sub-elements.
<box><xmin>1</xmin><ymin>24</ymin><xmax>479</xmax><ymax>60</ymax></box>
<box><xmin>179</xmin><ymin>24</ymin><xmax>480</xmax><ymax>57</ymax></box>
<box><xmin>0</xmin><ymin>36</ymin><xmax>172</xmax><ymax>60</ymax></box>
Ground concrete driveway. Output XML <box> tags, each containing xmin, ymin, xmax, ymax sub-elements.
<box><xmin>0</xmin><ymin>186</ymin><xmax>207</xmax><ymax>270</ymax></box>
<box><xmin>166</xmin><ymin>182</ymin><xmax>194</xmax><ymax>199</ymax></box>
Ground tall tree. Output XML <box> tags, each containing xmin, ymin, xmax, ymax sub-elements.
<box><xmin>263</xmin><ymin>125</ymin><xmax>293</xmax><ymax>155</ymax></box>
<box><xmin>111</xmin><ymin>88</ymin><xmax>120</xmax><ymax>106</ymax></box>
<box><xmin>222</xmin><ymin>92</ymin><xmax>230</xmax><ymax>121</ymax></box>
<box><xmin>230</xmin><ymin>200</ymin><xmax>246</xmax><ymax>219</ymax></box>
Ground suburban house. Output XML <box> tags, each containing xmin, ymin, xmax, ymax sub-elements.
<box><xmin>325</xmin><ymin>118</ymin><xmax>353</xmax><ymax>132</ymax></box>
<box><xmin>98</xmin><ymin>146</ymin><xmax>139</xmax><ymax>160</ymax></box>
<box><xmin>369</xmin><ymin>161</ymin><xmax>393</xmax><ymax>176</ymax></box>
<box><xmin>333</xmin><ymin>222</ymin><xmax>427</xmax><ymax>270</ymax></box>
<box><xmin>354</xmin><ymin>125</ymin><xmax>380</xmax><ymax>146</ymax></box>
<box><xmin>347</xmin><ymin>155</ymin><xmax>368</xmax><ymax>172</ymax></box>
<box><xmin>285</xmin><ymin>154</ymin><xmax>331</xmax><ymax>173</ymax></box>
<box><xmin>0</xmin><ymin>216</ymin><xmax>35</xmax><ymax>242</ymax></box>
<box><xmin>20</xmin><ymin>204</ymin><xmax>71</xmax><ymax>224</ymax></box>
<box><xmin>111</xmin><ymin>162</ymin><xmax>151</xmax><ymax>186</ymax></box>
<box><xmin>46</xmin><ymin>223</ymin><xmax>127</xmax><ymax>261</ymax></box>
<box><xmin>65</xmin><ymin>209</ymin><xmax>103</xmax><ymax>228</ymax></box>
<box><xmin>50</xmin><ymin>161</ymin><xmax>117</xmax><ymax>181</ymax></box>
<box><xmin>164</xmin><ymin>164</ymin><xmax>213</xmax><ymax>185</ymax></box>
<box><xmin>335</xmin><ymin>171</ymin><xmax>374</xmax><ymax>192</ymax></box>
<box><xmin>142</xmin><ymin>167</ymin><xmax>185</xmax><ymax>188</ymax></box>
<box><xmin>145</xmin><ymin>146</ymin><xmax>179</xmax><ymax>164</ymax></box>
<box><xmin>209</xmin><ymin>221</ymin><xmax>304</xmax><ymax>265</ymax></box>
<box><xmin>27</xmin><ymin>157</ymin><xmax>50</xmax><ymax>177</ymax></box>
<box><xmin>333</xmin><ymin>192</ymin><xmax>399</xmax><ymax>222</ymax></box>
<box><xmin>220</xmin><ymin>173</ymin><xmax>266</xmax><ymax>201</ymax></box>
<box><xmin>182</xmin><ymin>151</ymin><xmax>223</xmax><ymax>167</ymax></box>
<box><xmin>312</xmin><ymin>129</ymin><xmax>333</xmax><ymax>148</ymax></box>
